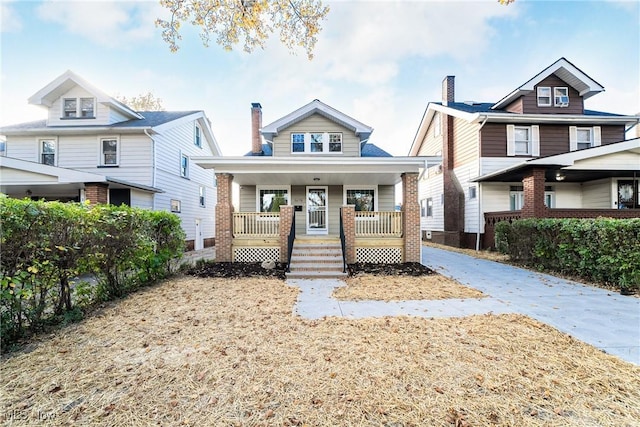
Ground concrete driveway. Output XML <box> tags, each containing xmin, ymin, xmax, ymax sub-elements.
<box><xmin>289</xmin><ymin>246</ymin><xmax>639</xmax><ymax>365</ymax></box>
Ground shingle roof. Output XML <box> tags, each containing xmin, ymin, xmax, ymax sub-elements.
<box><xmin>244</xmin><ymin>143</ymin><xmax>392</xmax><ymax>157</ymax></box>
<box><xmin>0</xmin><ymin>111</ymin><xmax>200</xmax><ymax>132</ymax></box>
<box><xmin>361</xmin><ymin>143</ymin><xmax>392</xmax><ymax>157</ymax></box>
<box><xmin>436</xmin><ymin>102</ymin><xmax>496</xmax><ymax>114</ymax></box>
<box><xmin>111</xmin><ymin>111</ymin><xmax>200</xmax><ymax>127</ymax></box>
<box><xmin>244</xmin><ymin>144</ymin><xmax>274</xmax><ymax>156</ymax></box>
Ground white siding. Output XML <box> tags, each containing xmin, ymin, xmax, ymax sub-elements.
<box><xmin>582</xmin><ymin>178</ymin><xmax>612</xmax><ymax>208</ymax></box>
<box><xmin>47</xmin><ymin>86</ymin><xmax>113</xmax><ymax>126</ymax></box>
<box><xmin>454</xmin><ymin>160</ymin><xmax>480</xmax><ymax>232</ymax></box>
<box><xmin>569</xmin><ymin>152</ymin><xmax>640</xmax><ymax>170</ymax></box>
<box><xmin>56</xmin><ymin>134</ymin><xmax>154</xmax><ymax>185</ymax></box>
<box><xmin>154</xmin><ymin>119</ymin><xmax>216</xmax><ymax>241</ymax></box>
<box><xmin>480</xmin><ymin>157</ymin><xmax>526</xmax><ymax>176</ymax></box>
<box><xmin>418</xmin><ymin>172</ymin><xmax>444</xmax><ymax>232</ymax></box>
<box><xmin>481</xmin><ymin>182</ymin><xmax>513</xmax><ymax>216</ymax></box>
<box><xmin>554</xmin><ymin>183</ymin><xmax>582</xmax><ymax>208</ymax></box>
<box><xmin>130</xmin><ymin>190</ymin><xmax>153</xmax><ymax>209</ymax></box>
<box><xmin>5</xmin><ymin>136</ymin><xmax>38</xmax><ymax>162</ymax></box>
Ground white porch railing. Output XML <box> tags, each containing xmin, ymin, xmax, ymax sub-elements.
<box><xmin>355</xmin><ymin>211</ymin><xmax>403</xmax><ymax>237</ymax></box>
<box><xmin>233</xmin><ymin>212</ymin><xmax>280</xmax><ymax>237</ymax></box>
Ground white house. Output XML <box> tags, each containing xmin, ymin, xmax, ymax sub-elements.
<box><xmin>0</xmin><ymin>70</ymin><xmax>221</xmax><ymax>250</ymax></box>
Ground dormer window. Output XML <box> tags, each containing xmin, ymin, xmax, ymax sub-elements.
<box><xmin>554</xmin><ymin>87</ymin><xmax>569</xmax><ymax>107</ymax></box>
<box><xmin>62</xmin><ymin>97</ymin><xmax>95</xmax><ymax>118</ymax></box>
<box><xmin>537</xmin><ymin>87</ymin><xmax>551</xmax><ymax>106</ymax></box>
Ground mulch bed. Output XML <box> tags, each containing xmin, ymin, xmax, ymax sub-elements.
<box><xmin>187</xmin><ymin>262</ymin><xmax>288</xmax><ymax>280</ymax></box>
<box><xmin>348</xmin><ymin>262</ymin><xmax>436</xmax><ymax>276</ymax></box>
<box><xmin>186</xmin><ymin>261</ymin><xmax>435</xmax><ymax>281</ymax></box>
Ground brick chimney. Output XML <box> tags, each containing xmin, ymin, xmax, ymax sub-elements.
<box><xmin>251</xmin><ymin>102</ymin><xmax>263</xmax><ymax>155</ymax></box>
<box><xmin>442</xmin><ymin>76</ymin><xmax>455</xmax><ymax>106</ymax></box>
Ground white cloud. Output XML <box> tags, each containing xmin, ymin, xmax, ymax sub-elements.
<box><xmin>35</xmin><ymin>0</ymin><xmax>162</xmax><ymax>48</ymax></box>
<box><xmin>1</xmin><ymin>2</ymin><xmax>22</xmax><ymax>33</ymax></box>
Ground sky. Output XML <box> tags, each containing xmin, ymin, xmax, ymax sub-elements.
<box><xmin>1</xmin><ymin>0</ymin><xmax>639</xmax><ymax>156</ymax></box>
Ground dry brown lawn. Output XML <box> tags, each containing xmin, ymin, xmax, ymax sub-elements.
<box><xmin>2</xmin><ymin>276</ymin><xmax>639</xmax><ymax>427</ymax></box>
<box><xmin>335</xmin><ymin>274</ymin><xmax>485</xmax><ymax>301</ymax></box>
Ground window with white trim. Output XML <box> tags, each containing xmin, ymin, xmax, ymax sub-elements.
<box><xmin>514</xmin><ymin>126</ymin><xmax>531</xmax><ymax>155</ymax></box>
<box><xmin>576</xmin><ymin>128</ymin><xmax>593</xmax><ymax>150</ymax></box>
<box><xmin>100</xmin><ymin>137</ymin><xmax>119</xmax><ymax>166</ymax></box>
<box><xmin>469</xmin><ymin>186</ymin><xmax>477</xmax><ymax>199</ymax></box>
<box><xmin>290</xmin><ymin>132</ymin><xmax>343</xmax><ymax>154</ymax></box>
<box><xmin>170</xmin><ymin>199</ymin><xmax>181</xmax><ymax>213</ymax></box>
<box><xmin>507</xmin><ymin>124</ymin><xmax>539</xmax><ymax>157</ymax></box>
<box><xmin>420</xmin><ymin>199</ymin><xmax>427</xmax><ymax>217</ymax></box>
<box><xmin>510</xmin><ymin>185</ymin><xmax>555</xmax><ymax>210</ymax></box>
<box><xmin>537</xmin><ymin>87</ymin><xmax>551</xmax><ymax>107</ymax></box>
<box><xmin>344</xmin><ymin>186</ymin><xmax>377</xmax><ymax>212</ymax></box>
<box><xmin>40</xmin><ymin>139</ymin><xmax>56</xmax><ymax>165</ymax></box>
<box><xmin>194</xmin><ymin>124</ymin><xmax>202</xmax><ymax>148</ymax></box>
<box><xmin>199</xmin><ymin>185</ymin><xmax>205</xmax><ymax>207</ymax></box>
<box><xmin>257</xmin><ymin>186</ymin><xmax>290</xmax><ymax>212</ymax></box>
<box><xmin>180</xmin><ymin>154</ymin><xmax>189</xmax><ymax>178</ymax></box>
<box><xmin>569</xmin><ymin>126</ymin><xmax>601</xmax><ymax>151</ymax></box>
<box><xmin>554</xmin><ymin>87</ymin><xmax>569</xmax><ymax>107</ymax></box>
<box><xmin>426</xmin><ymin>198</ymin><xmax>433</xmax><ymax>217</ymax></box>
<box><xmin>63</xmin><ymin>97</ymin><xmax>95</xmax><ymax>118</ymax></box>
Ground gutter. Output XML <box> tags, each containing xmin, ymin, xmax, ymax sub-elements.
<box><xmin>144</xmin><ymin>128</ymin><xmax>157</xmax><ymax>210</ymax></box>
<box><xmin>476</xmin><ymin>117</ymin><xmax>488</xmax><ymax>251</ymax></box>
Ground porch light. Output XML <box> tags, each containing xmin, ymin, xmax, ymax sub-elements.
<box><xmin>555</xmin><ymin>171</ymin><xmax>565</xmax><ymax>181</ymax></box>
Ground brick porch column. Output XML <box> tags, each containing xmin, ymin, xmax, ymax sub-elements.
<box><xmin>84</xmin><ymin>182</ymin><xmax>109</xmax><ymax>205</ymax></box>
<box><xmin>402</xmin><ymin>172</ymin><xmax>421</xmax><ymax>262</ymax></box>
<box><xmin>215</xmin><ymin>173</ymin><xmax>234</xmax><ymax>262</ymax></box>
<box><xmin>522</xmin><ymin>168</ymin><xmax>547</xmax><ymax>218</ymax></box>
<box><xmin>279</xmin><ymin>205</ymin><xmax>294</xmax><ymax>263</ymax></box>
<box><xmin>341</xmin><ymin>205</ymin><xmax>356</xmax><ymax>264</ymax></box>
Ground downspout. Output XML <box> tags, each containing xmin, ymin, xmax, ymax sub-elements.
<box><xmin>476</xmin><ymin>116</ymin><xmax>488</xmax><ymax>251</ymax></box>
<box><xmin>144</xmin><ymin>128</ymin><xmax>156</xmax><ymax>210</ymax></box>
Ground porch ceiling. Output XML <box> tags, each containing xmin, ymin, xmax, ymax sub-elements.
<box><xmin>194</xmin><ymin>156</ymin><xmax>435</xmax><ymax>186</ymax></box>
<box><xmin>478</xmin><ymin>166</ymin><xmax>639</xmax><ymax>183</ymax></box>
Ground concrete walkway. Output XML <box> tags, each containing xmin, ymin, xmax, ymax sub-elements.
<box><xmin>288</xmin><ymin>246</ymin><xmax>640</xmax><ymax>365</ymax></box>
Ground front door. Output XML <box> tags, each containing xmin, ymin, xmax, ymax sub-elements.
<box><xmin>306</xmin><ymin>186</ymin><xmax>328</xmax><ymax>234</ymax></box>
<box><xmin>617</xmin><ymin>180</ymin><xmax>638</xmax><ymax>209</ymax></box>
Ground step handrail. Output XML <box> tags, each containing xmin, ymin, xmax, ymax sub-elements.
<box><xmin>339</xmin><ymin>210</ymin><xmax>347</xmax><ymax>273</ymax></box>
<box><xmin>286</xmin><ymin>211</ymin><xmax>296</xmax><ymax>273</ymax></box>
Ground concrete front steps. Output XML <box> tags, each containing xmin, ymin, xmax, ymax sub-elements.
<box><xmin>285</xmin><ymin>236</ymin><xmax>348</xmax><ymax>280</ymax></box>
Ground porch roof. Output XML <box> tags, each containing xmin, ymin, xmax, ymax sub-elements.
<box><xmin>472</xmin><ymin>138</ymin><xmax>640</xmax><ymax>183</ymax></box>
<box><xmin>0</xmin><ymin>156</ymin><xmax>163</xmax><ymax>194</ymax></box>
<box><xmin>193</xmin><ymin>156</ymin><xmax>437</xmax><ymax>186</ymax></box>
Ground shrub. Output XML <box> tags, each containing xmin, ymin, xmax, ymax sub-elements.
<box><xmin>496</xmin><ymin>217</ymin><xmax>640</xmax><ymax>289</ymax></box>
<box><xmin>0</xmin><ymin>197</ymin><xmax>185</xmax><ymax>348</ymax></box>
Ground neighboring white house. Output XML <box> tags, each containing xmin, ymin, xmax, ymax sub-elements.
<box><xmin>0</xmin><ymin>70</ymin><xmax>221</xmax><ymax>250</ymax></box>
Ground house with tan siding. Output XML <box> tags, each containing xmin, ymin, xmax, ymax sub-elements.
<box><xmin>409</xmin><ymin>58</ymin><xmax>640</xmax><ymax>249</ymax></box>
<box><xmin>0</xmin><ymin>70</ymin><xmax>221</xmax><ymax>250</ymax></box>
<box><xmin>193</xmin><ymin>100</ymin><xmax>435</xmax><ymax>277</ymax></box>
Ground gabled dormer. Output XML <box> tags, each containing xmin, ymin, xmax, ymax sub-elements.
<box><xmin>27</xmin><ymin>70</ymin><xmax>143</xmax><ymax>127</ymax></box>
<box><xmin>492</xmin><ymin>57</ymin><xmax>605</xmax><ymax>115</ymax></box>
<box><xmin>255</xmin><ymin>99</ymin><xmax>375</xmax><ymax>157</ymax></box>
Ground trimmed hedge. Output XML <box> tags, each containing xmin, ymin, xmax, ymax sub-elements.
<box><xmin>495</xmin><ymin>217</ymin><xmax>640</xmax><ymax>290</ymax></box>
<box><xmin>0</xmin><ymin>197</ymin><xmax>185</xmax><ymax>348</ymax></box>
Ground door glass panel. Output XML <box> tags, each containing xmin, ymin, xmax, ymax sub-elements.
<box><xmin>307</xmin><ymin>188</ymin><xmax>326</xmax><ymax>230</ymax></box>
<box><xmin>618</xmin><ymin>180</ymin><xmax>637</xmax><ymax>209</ymax></box>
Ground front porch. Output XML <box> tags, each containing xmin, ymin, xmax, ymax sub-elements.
<box><xmin>230</xmin><ymin>210</ymin><xmax>406</xmax><ymax>265</ymax></box>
